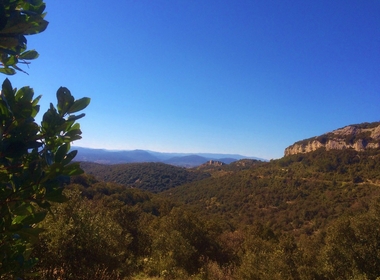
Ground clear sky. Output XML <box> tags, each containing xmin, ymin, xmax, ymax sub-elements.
<box><xmin>9</xmin><ymin>0</ymin><xmax>380</xmax><ymax>159</ymax></box>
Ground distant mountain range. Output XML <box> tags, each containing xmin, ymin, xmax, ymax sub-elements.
<box><xmin>73</xmin><ymin>146</ymin><xmax>265</xmax><ymax>167</ymax></box>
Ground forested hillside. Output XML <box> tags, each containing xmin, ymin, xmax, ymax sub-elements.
<box><xmin>164</xmin><ymin>148</ymin><xmax>380</xmax><ymax>232</ymax></box>
<box><xmin>80</xmin><ymin>159</ymin><xmax>263</xmax><ymax>193</ymax></box>
<box><xmin>80</xmin><ymin>162</ymin><xmax>210</xmax><ymax>193</ymax></box>
<box><xmin>28</xmin><ymin>146</ymin><xmax>380</xmax><ymax>279</ymax></box>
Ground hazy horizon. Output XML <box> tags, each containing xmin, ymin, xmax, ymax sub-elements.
<box><xmin>73</xmin><ymin>145</ymin><xmax>265</xmax><ymax>160</ymax></box>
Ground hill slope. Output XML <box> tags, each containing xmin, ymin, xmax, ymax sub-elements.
<box><xmin>80</xmin><ymin>162</ymin><xmax>210</xmax><ymax>193</ymax></box>
<box><xmin>163</xmin><ymin>146</ymin><xmax>380</xmax><ymax>233</ymax></box>
<box><xmin>53</xmin><ymin>122</ymin><xmax>380</xmax><ymax>279</ymax></box>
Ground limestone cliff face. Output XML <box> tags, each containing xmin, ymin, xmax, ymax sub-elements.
<box><xmin>284</xmin><ymin>122</ymin><xmax>380</xmax><ymax>156</ymax></box>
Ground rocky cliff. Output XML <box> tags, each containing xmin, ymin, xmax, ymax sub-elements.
<box><xmin>284</xmin><ymin>122</ymin><xmax>380</xmax><ymax>156</ymax></box>
<box><xmin>198</xmin><ymin>160</ymin><xmax>226</xmax><ymax>168</ymax></box>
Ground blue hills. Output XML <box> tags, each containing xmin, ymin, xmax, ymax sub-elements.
<box><xmin>73</xmin><ymin>146</ymin><xmax>265</xmax><ymax>167</ymax></box>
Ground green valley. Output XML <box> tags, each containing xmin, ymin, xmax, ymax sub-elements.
<box><xmin>27</xmin><ymin>123</ymin><xmax>380</xmax><ymax>279</ymax></box>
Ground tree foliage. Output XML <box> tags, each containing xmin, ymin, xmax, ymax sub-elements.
<box><xmin>0</xmin><ymin>1</ymin><xmax>90</xmax><ymax>278</ymax></box>
<box><xmin>0</xmin><ymin>79</ymin><xmax>89</xmax><ymax>277</ymax></box>
<box><xmin>0</xmin><ymin>0</ymin><xmax>48</xmax><ymax>74</ymax></box>
<box><xmin>32</xmin><ymin>189</ymin><xmax>131</xmax><ymax>280</ymax></box>
<box><xmin>165</xmin><ymin>148</ymin><xmax>380</xmax><ymax>234</ymax></box>
<box><xmin>81</xmin><ymin>161</ymin><xmax>211</xmax><ymax>193</ymax></box>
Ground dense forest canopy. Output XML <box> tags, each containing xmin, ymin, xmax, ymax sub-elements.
<box><xmin>25</xmin><ymin>145</ymin><xmax>380</xmax><ymax>279</ymax></box>
<box><xmin>80</xmin><ymin>162</ymin><xmax>211</xmax><ymax>193</ymax></box>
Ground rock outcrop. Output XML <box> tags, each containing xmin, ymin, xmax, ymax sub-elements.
<box><xmin>200</xmin><ymin>160</ymin><xmax>226</xmax><ymax>167</ymax></box>
<box><xmin>284</xmin><ymin>122</ymin><xmax>380</xmax><ymax>156</ymax></box>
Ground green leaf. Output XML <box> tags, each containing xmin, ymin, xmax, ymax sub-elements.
<box><xmin>19</xmin><ymin>50</ymin><xmax>39</xmax><ymax>60</ymax></box>
<box><xmin>55</xmin><ymin>143</ymin><xmax>70</xmax><ymax>163</ymax></box>
<box><xmin>67</xmin><ymin>97</ymin><xmax>90</xmax><ymax>114</ymax></box>
<box><xmin>56</xmin><ymin>87</ymin><xmax>74</xmax><ymax>115</ymax></box>
<box><xmin>64</xmin><ymin>128</ymin><xmax>82</xmax><ymax>138</ymax></box>
<box><xmin>2</xmin><ymin>78</ymin><xmax>15</xmax><ymax>102</ymax></box>
<box><xmin>12</xmin><ymin>203</ymin><xmax>33</xmax><ymax>216</ymax></box>
<box><xmin>67</xmin><ymin>122</ymin><xmax>80</xmax><ymax>131</ymax></box>
<box><xmin>0</xmin><ymin>13</ymin><xmax>48</xmax><ymax>35</ymax></box>
<box><xmin>63</xmin><ymin>134</ymin><xmax>82</xmax><ymax>142</ymax></box>
<box><xmin>0</xmin><ymin>100</ymin><xmax>10</xmax><ymax>116</ymax></box>
<box><xmin>32</xmin><ymin>95</ymin><xmax>42</xmax><ymax>107</ymax></box>
<box><xmin>21</xmin><ymin>212</ymin><xmax>47</xmax><ymax>225</ymax></box>
<box><xmin>12</xmin><ymin>211</ymin><xmax>47</xmax><ymax>226</ymax></box>
<box><xmin>31</xmin><ymin>104</ymin><xmax>40</xmax><ymax>118</ymax></box>
<box><xmin>67</xmin><ymin>113</ymin><xmax>85</xmax><ymax>122</ymax></box>
<box><xmin>23</xmin><ymin>17</ymin><xmax>49</xmax><ymax>35</ymax></box>
<box><xmin>61</xmin><ymin>150</ymin><xmax>78</xmax><ymax>166</ymax></box>
<box><xmin>0</xmin><ymin>67</ymin><xmax>16</xmax><ymax>75</ymax></box>
<box><xmin>15</xmin><ymin>86</ymin><xmax>34</xmax><ymax>102</ymax></box>
<box><xmin>3</xmin><ymin>55</ymin><xmax>18</xmax><ymax>67</ymax></box>
<box><xmin>20</xmin><ymin>1</ymin><xmax>46</xmax><ymax>15</ymax></box>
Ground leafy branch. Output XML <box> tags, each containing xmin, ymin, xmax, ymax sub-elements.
<box><xmin>0</xmin><ymin>80</ymin><xmax>90</xmax><ymax>277</ymax></box>
<box><xmin>0</xmin><ymin>0</ymin><xmax>48</xmax><ymax>74</ymax></box>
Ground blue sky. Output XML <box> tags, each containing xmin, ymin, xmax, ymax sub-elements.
<box><xmin>9</xmin><ymin>0</ymin><xmax>380</xmax><ymax>159</ymax></box>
